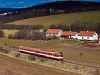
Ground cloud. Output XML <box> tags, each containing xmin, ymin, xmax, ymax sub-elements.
<box><xmin>6</xmin><ymin>2</ymin><xmax>12</xmax><ymax>5</ymax></box>
<box><xmin>18</xmin><ymin>1</ymin><xmax>25</xmax><ymax>4</ymax></box>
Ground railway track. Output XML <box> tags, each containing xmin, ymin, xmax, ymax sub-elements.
<box><xmin>0</xmin><ymin>45</ymin><xmax>100</xmax><ymax>69</ymax></box>
<box><xmin>64</xmin><ymin>60</ymin><xmax>100</xmax><ymax>69</ymax></box>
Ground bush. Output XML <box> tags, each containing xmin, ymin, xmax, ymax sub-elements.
<box><xmin>0</xmin><ymin>29</ymin><xmax>4</xmax><ymax>37</ymax></box>
<box><xmin>8</xmin><ymin>34</ymin><xmax>14</xmax><ymax>39</ymax></box>
<box><xmin>14</xmin><ymin>52</ymin><xmax>20</xmax><ymax>58</ymax></box>
<box><xmin>28</xmin><ymin>55</ymin><xmax>36</xmax><ymax>61</ymax></box>
<box><xmin>93</xmin><ymin>69</ymin><xmax>99</xmax><ymax>75</ymax></box>
<box><xmin>46</xmin><ymin>36</ymin><xmax>52</xmax><ymax>40</ymax></box>
<box><xmin>40</xmin><ymin>58</ymin><xmax>47</xmax><ymax>62</ymax></box>
<box><xmin>0</xmin><ymin>47</ymin><xmax>10</xmax><ymax>54</ymax></box>
<box><xmin>89</xmin><ymin>69</ymin><xmax>100</xmax><ymax>75</ymax></box>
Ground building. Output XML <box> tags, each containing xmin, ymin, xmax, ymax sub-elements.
<box><xmin>77</xmin><ymin>31</ymin><xmax>98</xmax><ymax>41</ymax></box>
<box><xmin>99</xmin><ymin>38</ymin><xmax>100</xmax><ymax>44</ymax></box>
<box><xmin>61</xmin><ymin>31</ymin><xmax>78</xmax><ymax>39</ymax></box>
<box><xmin>46</xmin><ymin>29</ymin><xmax>63</xmax><ymax>37</ymax></box>
<box><xmin>0</xmin><ymin>13</ymin><xmax>7</xmax><ymax>16</ymax></box>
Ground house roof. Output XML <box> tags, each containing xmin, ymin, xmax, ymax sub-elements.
<box><xmin>62</xmin><ymin>31</ymin><xmax>77</xmax><ymax>36</ymax></box>
<box><xmin>46</xmin><ymin>29</ymin><xmax>61</xmax><ymax>34</ymax></box>
<box><xmin>78</xmin><ymin>31</ymin><xmax>95</xmax><ymax>36</ymax></box>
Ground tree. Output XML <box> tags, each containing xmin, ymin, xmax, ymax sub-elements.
<box><xmin>70</xmin><ymin>21</ymin><xmax>80</xmax><ymax>31</ymax></box>
<box><xmin>49</xmin><ymin>24</ymin><xmax>57</xmax><ymax>29</ymax></box>
<box><xmin>14</xmin><ymin>52</ymin><xmax>20</xmax><ymax>58</ymax></box>
<box><xmin>0</xmin><ymin>29</ymin><xmax>4</xmax><ymax>37</ymax></box>
<box><xmin>28</xmin><ymin>55</ymin><xmax>36</xmax><ymax>61</ymax></box>
<box><xmin>8</xmin><ymin>34</ymin><xmax>14</xmax><ymax>39</ymax></box>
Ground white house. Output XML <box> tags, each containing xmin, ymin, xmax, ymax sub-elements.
<box><xmin>61</xmin><ymin>31</ymin><xmax>78</xmax><ymax>39</ymax></box>
<box><xmin>46</xmin><ymin>29</ymin><xmax>63</xmax><ymax>37</ymax></box>
<box><xmin>77</xmin><ymin>31</ymin><xmax>98</xmax><ymax>41</ymax></box>
<box><xmin>0</xmin><ymin>13</ymin><xmax>7</xmax><ymax>16</ymax></box>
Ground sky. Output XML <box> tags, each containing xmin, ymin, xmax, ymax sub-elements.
<box><xmin>0</xmin><ymin>0</ymin><xmax>100</xmax><ymax>8</ymax></box>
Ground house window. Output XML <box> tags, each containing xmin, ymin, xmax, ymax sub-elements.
<box><xmin>82</xmin><ymin>37</ymin><xmax>83</xmax><ymax>39</ymax></box>
<box><xmin>87</xmin><ymin>37</ymin><xmax>89</xmax><ymax>39</ymax></box>
<box><xmin>69</xmin><ymin>35</ymin><xmax>71</xmax><ymax>38</ymax></box>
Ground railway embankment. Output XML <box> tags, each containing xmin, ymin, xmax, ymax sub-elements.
<box><xmin>0</xmin><ymin>45</ymin><xmax>100</xmax><ymax>75</ymax></box>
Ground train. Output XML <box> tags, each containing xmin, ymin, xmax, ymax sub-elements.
<box><xmin>19</xmin><ymin>46</ymin><xmax>64</xmax><ymax>60</ymax></box>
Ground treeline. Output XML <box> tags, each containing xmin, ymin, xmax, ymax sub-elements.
<box><xmin>0</xmin><ymin>24</ymin><xmax>44</xmax><ymax>30</ymax></box>
<box><xmin>49</xmin><ymin>21</ymin><xmax>100</xmax><ymax>33</ymax></box>
<box><xmin>1</xmin><ymin>21</ymin><xmax>100</xmax><ymax>32</ymax></box>
<box><xmin>8</xmin><ymin>29</ymin><xmax>57</xmax><ymax>40</ymax></box>
<box><xmin>0</xmin><ymin>21</ymin><xmax>100</xmax><ymax>32</ymax></box>
<box><xmin>0</xmin><ymin>28</ymin><xmax>47</xmax><ymax>40</ymax></box>
<box><xmin>0</xmin><ymin>9</ymin><xmax>48</xmax><ymax>23</ymax></box>
<box><xmin>0</xmin><ymin>21</ymin><xmax>100</xmax><ymax>40</ymax></box>
<box><xmin>8</xmin><ymin>29</ymin><xmax>46</xmax><ymax>40</ymax></box>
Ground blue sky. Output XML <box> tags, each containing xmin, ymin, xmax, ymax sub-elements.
<box><xmin>0</xmin><ymin>0</ymin><xmax>100</xmax><ymax>8</ymax></box>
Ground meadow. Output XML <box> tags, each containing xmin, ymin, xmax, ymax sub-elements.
<box><xmin>8</xmin><ymin>11</ymin><xmax>100</xmax><ymax>27</ymax></box>
<box><xmin>0</xmin><ymin>38</ymin><xmax>100</xmax><ymax>66</ymax></box>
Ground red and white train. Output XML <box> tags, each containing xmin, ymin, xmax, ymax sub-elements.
<box><xmin>19</xmin><ymin>46</ymin><xmax>63</xmax><ymax>60</ymax></box>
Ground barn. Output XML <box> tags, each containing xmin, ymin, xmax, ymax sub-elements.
<box><xmin>77</xmin><ymin>31</ymin><xmax>98</xmax><ymax>41</ymax></box>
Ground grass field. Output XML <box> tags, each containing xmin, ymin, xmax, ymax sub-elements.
<box><xmin>8</xmin><ymin>11</ymin><xmax>100</xmax><ymax>27</ymax></box>
<box><xmin>0</xmin><ymin>54</ymin><xmax>81</xmax><ymax>75</ymax></box>
<box><xmin>0</xmin><ymin>38</ymin><xmax>100</xmax><ymax>66</ymax></box>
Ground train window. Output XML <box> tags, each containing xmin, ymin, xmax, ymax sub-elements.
<box><xmin>54</xmin><ymin>53</ymin><xmax>59</xmax><ymax>57</ymax></box>
<box><xmin>28</xmin><ymin>50</ymin><xmax>32</xmax><ymax>51</ymax></box>
<box><xmin>41</xmin><ymin>52</ymin><xmax>45</xmax><ymax>54</ymax></box>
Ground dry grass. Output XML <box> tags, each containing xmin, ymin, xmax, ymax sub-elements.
<box><xmin>8</xmin><ymin>11</ymin><xmax>100</xmax><ymax>27</ymax></box>
<box><xmin>3</xmin><ymin>29</ymin><xmax>19</xmax><ymax>37</ymax></box>
<box><xmin>0</xmin><ymin>54</ymin><xmax>81</xmax><ymax>75</ymax></box>
<box><xmin>0</xmin><ymin>38</ymin><xmax>100</xmax><ymax>66</ymax></box>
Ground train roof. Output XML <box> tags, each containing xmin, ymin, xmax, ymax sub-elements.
<box><xmin>19</xmin><ymin>46</ymin><xmax>59</xmax><ymax>54</ymax></box>
<box><xmin>19</xmin><ymin>46</ymin><xmax>41</xmax><ymax>51</ymax></box>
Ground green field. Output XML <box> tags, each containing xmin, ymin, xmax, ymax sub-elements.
<box><xmin>0</xmin><ymin>38</ymin><xmax>100</xmax><ymax>66</ymax></box>
<box><xmin>8</xmin><ymin>11</ymin><xmax>100</xmax><ymax>27</ymax></box>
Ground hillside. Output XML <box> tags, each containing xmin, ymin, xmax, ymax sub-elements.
<box><xmin>8</xmin><ymin>11</ymin><xmax>100</xmax><ymax>27</ymax></box>
<box><xmin>28</xmin><ymin>1</ymin><xmax>100</xmax><ymax>10</ymax></box>
<box><xmin>0</xmin><ymin>1</ymin><xmax>100</xmax><ymax>23</ymax></box>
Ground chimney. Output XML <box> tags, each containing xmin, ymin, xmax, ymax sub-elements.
<box><xmin>87</xmin><ymin>30</ymin><xmax>88</xmax><ymax>32</ymax></box>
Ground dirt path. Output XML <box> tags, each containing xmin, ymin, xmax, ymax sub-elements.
<box><xmin>0</xmin><ymin>54</ymin><xmax>81</xmax><ymax>75</ymax></box>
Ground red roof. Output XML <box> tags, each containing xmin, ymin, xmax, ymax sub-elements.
<box><xmin>46</xmin><ymin>29</ymin><xmax>61</xmax><ymax>34</ymax></box>
<box><xmin>62</xmin><ymin>31</ymin><xmax>77</xmax><ymax>36</ymax></box>
<box><xmin>78</xmin><ymin>31</ymin><xmax>95</xmax><ymax>36</ymax></box>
